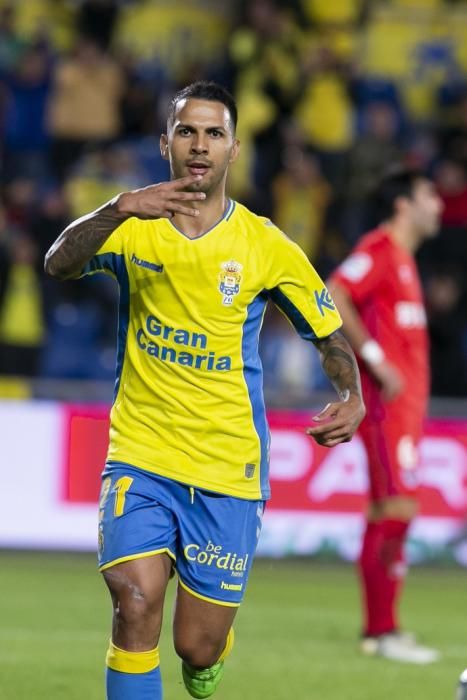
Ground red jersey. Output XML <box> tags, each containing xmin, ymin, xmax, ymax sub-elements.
<box><xmin>330</xmin><ymin>228</ymin><xmax>429</xmax><ymax>417</ymax></box>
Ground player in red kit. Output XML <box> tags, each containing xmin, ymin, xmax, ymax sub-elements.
<box><xmin>328</xmin><ymin>168</ymin><xmax>443</xmax><ymax>663</ymax></box>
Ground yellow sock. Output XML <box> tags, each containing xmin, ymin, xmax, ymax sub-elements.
<box><xmin>106</xmin><ymin>640</ymin><xmax>160</xmax><ymax>673</ymax></box>
<box><xmin>218</xmin><ymin>628</ymin><xmax>235</xmax><ymax>663</ymax></box>
<box><xmin>105</xmin><ymin>641</ymin><xmax>162</xmax><ymax>699</ymax></box>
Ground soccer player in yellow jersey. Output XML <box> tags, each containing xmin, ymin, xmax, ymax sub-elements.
<box><xmin>45</xmin><ymin>81</ymin><xmax>365</xmax><ymax>700</ymax></box>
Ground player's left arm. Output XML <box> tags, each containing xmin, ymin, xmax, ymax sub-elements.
<box><xmin>307</xmin><ymin>329</ymin><xmax>365</xmax><ymax>448</ymax></box>
<box><xmin>264</xmin><ymin>223</ymin><xmax>365</xmax><ymax>447</ymax></box>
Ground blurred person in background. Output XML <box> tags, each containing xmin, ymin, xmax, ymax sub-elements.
<box><xmin>65</xmin><ymin>145</ymin><xmax>148</xmax><ymax>219</ymax></box>
<box><xmin>272</xmin><ymin>146</ymin><xmax>331</xmax><ymax>261</ymax></box>
<box><xmin>294</xmin><ymin>44</ymin><xmax>354</xmax><ymax>190</ymax></box>
<box><xmin>47</xmin><ymin>37</ymin><xmax>124</xmax><ymax>179</ymax></box>
<box><xmin>328</xmin><ymin>167</ymin><xmax>443</xmax><ymax>663</ymax></box>
<box><xmin>30</xmin><ymin>186</ymin><xmax>69</xmax><ymax>262</ymax></box>
<box><xmin>0</xmin><ymin>175</ymin><xmax>46</xmax><ymax>377</ymax></box>
<box><xmin>225</xmin><ymin>0</ymin><xmax>302</xmax><ymax>211</ymax></box>
<box><xmin>418</xmin><ymin>158</ymin><xmax>467</xmax><ymax>306</ymax></box>
<box><xmin>2</xmin><ymin>176</ymin><xmax>37</xmax><ymax>231</ymax></box>
<box><xmin>76</xmin><ymin>0</ymin><xmax>120</xmax><ymax>51</ymax></box>
<box><xmin>435</xmin><ymin>158</ymin><xmax>467</xmax><ymax>228</ymax></box>
<box><xmin>44</xmin><ymin>80</ymin><xmax>365</xmax><ymax>700</ymax></box>
<box><xmin>439</xmin><ymin>93</ymin><xmax>467</xmax><ymax>165</ymax></box>
<box><xmin>1</xmin><ymin>43</ymin><xmax>51</xmax><ymax>181</ymax></box>
<box><xmin>120</xmin><ymin>76</ymin><xmax>159</xmax><ymax>140</ymax></box>
<box><xmin>343</xmin><ymin>102</ymin><xmax>403</xmax><ymax>244</ymax></box>
<box><xmin>0</xmin><ymin>230</ymin><xmax>45</xmax><ymax>376</ymax></box>
<box><xmin>0</xmin><ymin>4</ymin><xmax>25</xmax><ymax>73</ymax></box>
<box><xmin>425</xmin><ymin>267</ymin><xmax>467</xmax><ymax>398</ymax></box>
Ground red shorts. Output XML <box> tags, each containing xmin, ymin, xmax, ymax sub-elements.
<box><xmin>359</xmin><ymin>397</ymin><xmax>424</xmax><ymax>502</ymax></box>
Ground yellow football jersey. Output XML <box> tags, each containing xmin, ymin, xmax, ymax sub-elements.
<box><xmin>82</xmin><ymin>199</ymin><xmax>342</xmax><ymax>499</ymax></box>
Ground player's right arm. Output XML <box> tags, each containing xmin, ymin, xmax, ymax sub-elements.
<box><xmin>327</xmin><ymin>259</ymin><xmax>404</xmax><ymax>402</ymax></box>
<box><xmin>44</xmin><ymin>175</ymin><xmax>205</xmax><ymax>280</ymax></box>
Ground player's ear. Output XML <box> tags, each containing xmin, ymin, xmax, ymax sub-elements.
<box><xmin>395</xmin><ymin>194</ymin><xmax>411</xmax><ymax>218</ymax></box>
<box><xmin>229</xmin><ymin>138</ymin><xmax>240</xmax><ymax>164</ymax></box>
<box><xmin>160</xmin><ymin>134</ymin><xmax>169</xmax><ymax>160</ymax></box>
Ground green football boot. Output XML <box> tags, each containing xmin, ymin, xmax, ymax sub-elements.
<box><xmin>182</xmin><ymin>660</ymin><xmax>224</xmax><ymax>699</ymax></box>
<box><xmin>182</xmin><ymin>628</ymin><xmax>234</xmax><ymax>698</ymax></box>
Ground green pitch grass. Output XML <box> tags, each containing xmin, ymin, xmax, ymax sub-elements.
<box><xmin>0</xmin><ymin>552</ymin><xmax>465</xmax><ymax>700</ymax></box>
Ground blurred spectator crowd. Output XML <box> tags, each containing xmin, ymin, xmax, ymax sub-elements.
<box><xmin>0</xmin><ymin>0</ymin><xmax>466</xmax><ymax>398</ymax></box>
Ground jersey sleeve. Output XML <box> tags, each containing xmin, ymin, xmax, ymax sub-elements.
<box><xmin>329</xmin><ymin>242</ymin><xmax>385</xmax><ymax>305</ymax></box>
<box><xmin>267</xmin><ymin>226</ymin><xmax>342</xmax><ymax>341</ymax></box>
<box><xmin>80</xmin><ymin>218</ymin><xmax>133</xmax><ymax>281</ymax></box>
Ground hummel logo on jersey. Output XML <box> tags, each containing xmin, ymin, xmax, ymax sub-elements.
<box><xmin>315</xmin><ymin>288</ymin><xmax>336</xmax><ymax>316</ymax></box>
<box><xmin>131</xmin><ymin>254</ymin><xmax>163</xmax><ymax>273</ymax></box>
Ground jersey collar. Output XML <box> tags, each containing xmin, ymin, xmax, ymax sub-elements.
<box><xmin>167</xmin><ymin>198</ymin><xmax>236</xmax><ymax>240</ymax></box>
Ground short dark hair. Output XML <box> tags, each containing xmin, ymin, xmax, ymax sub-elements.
<box><xmin>167</xmin><ymin>81</ymin><xmax>238</xmax><ymax>132</ymax></box>
<box><xmin>374</xmin><ymin>165</ymin><xmax>426</xmax><ymax>220</ymax></box>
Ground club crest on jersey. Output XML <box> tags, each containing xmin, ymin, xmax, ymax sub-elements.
<box><xmin>218</xmin><ymin>260</ymin><xmax>242</xmax><ymax>306</ymax></box>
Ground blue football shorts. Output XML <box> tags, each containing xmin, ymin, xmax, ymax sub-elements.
<box><xmin>98</xmin><ymin>462</ymin><xmax>265</xmax><ymax>606</ymax></box>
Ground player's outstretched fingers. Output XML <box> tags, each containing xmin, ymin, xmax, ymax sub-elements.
<box><xmin>322</xmin><ymin>436</ymin><xmax>352</xmax><ymax>447</ymax></box>
<box><xmin>170</xmin><ymin>174</ymin><xmax>204</xmax><ymax>189</ymax></box>
<box><xmin>306</xmin><ymin>416</ymin><xmax>347</xmax><ymax>438</ymax></box>
<box><xmin>311</xmin><ymin>402</ymin><xmax>333</xmax><ymax>421</ymax></box>
<box><xmin>321</xmin><ymin>429</ymin><xmax>353</xmax><ymax>444</ymax></box>
<box><xmin>307</xmin><ymin>395</ymin><xmax>364</xmax><ymax>446</ymax></box>
<box><xmin>311</xmin><ymin>431</ymin><xmax>351</xmax><ymax>447</ymax></box>
<box><xmin>173</xmin><ymin>191</ymin><xmax>207</xmax><ymax>201</ymax></box>
<box><xmin>166</xmin><ymin>204</ymin><xmax>200</xmax><ymax>217</ymax></box>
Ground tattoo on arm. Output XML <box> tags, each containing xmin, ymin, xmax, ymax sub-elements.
<box><xmin>313</xmin><ymin>330</ymin><xmax>362</xmax><ymax>401</ymax></box>
<box><xmin>44</xmin><ymin>197</ymin><xmax>126</xmax><ymax>280</ymax></box>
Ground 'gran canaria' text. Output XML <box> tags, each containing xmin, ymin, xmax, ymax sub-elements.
<box><xmin>136</xmin><ymin>315</ymin><xmax>232</xmax><ymax>371</ymax></box>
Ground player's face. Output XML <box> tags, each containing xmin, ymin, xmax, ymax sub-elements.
<box><xmin>161</xmin><ymin>98</ymin><xmax>239</xmax><ymax>196</ymax></box>
<box><xmin>409</xmin><ymin>179</ymin><xmax>443</xmax><ymax>238</ymax></box>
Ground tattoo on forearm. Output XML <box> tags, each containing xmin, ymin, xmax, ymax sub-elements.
<box><xmin>314</xmin><ymin>330</ymin><xmax>362</xmax><ymax>401</ymax></box>
<box><xmin>44</xmin><ymin>198</ymin><xmax>125</xmax><ymax>279</ymax></box>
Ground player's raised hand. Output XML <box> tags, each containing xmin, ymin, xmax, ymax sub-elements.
<box><xmin>116</xmin><ymin>175</ymin><xmax>206</xmax><ymax>220</ymax></box>
<box><xmin>306</xmin><ymin>394</ymin><xmax>365</xmax><ymax>448</ymax></box>
<box><xmin>369</xmin><ymin>359</ymin><xmax>405</xmax><ymax>401</ymax></box>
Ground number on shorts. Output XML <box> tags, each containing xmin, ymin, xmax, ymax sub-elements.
<box><xmin>99</xmin><ymin>477</ymin><xmax>112</xmax><ymax>509</ymax></box>
<box><xmin>112</xmin><ymin>476</ymin><xmax>134</xmax><ymax>517</ymax></box>
<box><xmin>98</xmin><ymin>477</ymin><xmax>112</xmax><ymax>523</ymax></box>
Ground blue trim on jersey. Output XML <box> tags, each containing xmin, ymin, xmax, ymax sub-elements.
<box><xmin>225</xmin><ymin>199</ymin><xmax>236</xmax><ymax>221</ymax></box>
<box><xmin>86</xmin><ymin>252</ymin><xmax>130</xmax><ymax>403</ymax></box>
<box><xmin>168</xmin><ymin>199</ymin><xmax>235</xmax><ymax>239</ymax></box>
<box><xmin>241</xmin><ymin>292</ymin><xmax>270</xmax><ymax>499</ymax></box>
<box><xmin>269</xmin><ymin>287</ymin><xmax>318</xmax><ymax>341</ymax></box>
